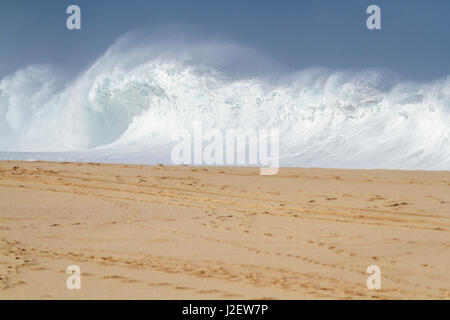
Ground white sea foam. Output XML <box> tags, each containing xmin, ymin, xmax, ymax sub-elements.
<box><xmin>1</xmin><ymin>36</ymin><xmax>449</xmax><ymax>170</ymax></box>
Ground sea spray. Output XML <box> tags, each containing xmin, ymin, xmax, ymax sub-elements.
<box><xmin>0</xmin><ymin>37</ymin><xmax>449</xmax><ymax>170</ymax></box>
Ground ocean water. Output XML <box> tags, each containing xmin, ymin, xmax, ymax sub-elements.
<box><xmin>1</xmin><ymin>37</ymin><xmax>449</xmax><ymax>170</ymax></box>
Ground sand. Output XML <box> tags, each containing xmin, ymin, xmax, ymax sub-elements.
<box><xmin>0</xmin><ymin>160</ymin><xmax>449</xmax><ymax>299</ymax></box>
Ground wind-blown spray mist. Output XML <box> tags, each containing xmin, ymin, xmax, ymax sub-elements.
<box><xmin>0</xmin><ymin>35</ymin><xmax>449</xmax><ymax>170</ymax></box>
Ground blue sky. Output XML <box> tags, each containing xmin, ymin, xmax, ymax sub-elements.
<box><xmin>0</xmin><ymin>0</ymin><xmax>449</xmax><ymax>80</ymax></box>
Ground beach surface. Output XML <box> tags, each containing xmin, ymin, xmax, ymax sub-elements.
<box><xmin>0</xmin><ymin>161</ymin><xmax>449</xmax><ymax>299</ymax></box>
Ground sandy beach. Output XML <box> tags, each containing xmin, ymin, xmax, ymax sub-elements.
<box><xmin>0</xmin><ymin>160</ymin><xmax>449</xmax><ymax>299</ymax></box>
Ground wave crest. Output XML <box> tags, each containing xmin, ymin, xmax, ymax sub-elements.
<box><xmin>1</xmin><ymin>38</ymin><xmax>449</xmax><ymax>169</ymax></box>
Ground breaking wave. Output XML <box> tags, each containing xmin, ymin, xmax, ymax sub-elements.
<box><xmin>1</xmin><ymin>36</ymin><xmax>449</xmax><ymax>170</ymax></box>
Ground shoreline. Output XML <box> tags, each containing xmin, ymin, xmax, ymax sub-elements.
<box><xmin>1</xmin><ymin>158</ymin><xmax>449</xmax><ymax>173</ymax></box>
